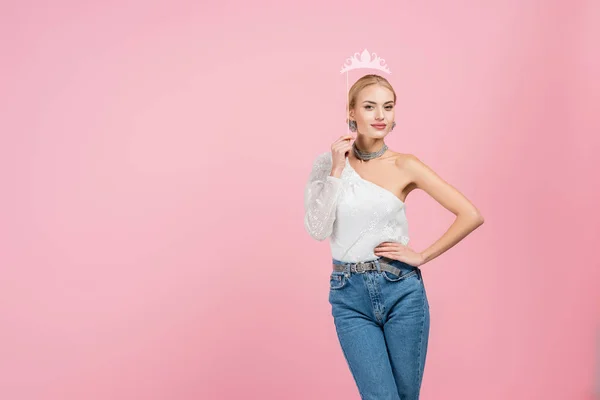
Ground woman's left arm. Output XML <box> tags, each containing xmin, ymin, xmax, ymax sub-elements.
<box><xmin>406</xmin><ymin>154</ymin><xmax>484</xmax><ymax>265</ymax></box>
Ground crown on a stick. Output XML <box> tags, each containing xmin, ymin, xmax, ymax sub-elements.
<box><xmin>340</xmin><ymin>49</ymin><xmax>391</xmax><ymax>74</ymax></box>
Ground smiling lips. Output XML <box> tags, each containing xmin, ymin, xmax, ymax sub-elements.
<box><xmin>371</xmin><ymin>124</ymin><xmax>386</xmax><ymax>130</ymax></box>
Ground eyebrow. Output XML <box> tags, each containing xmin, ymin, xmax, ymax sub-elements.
<box><xmin>362</xmin><ymin>100</ymin><xmax>394</xmax><ymax>105</ymax></box>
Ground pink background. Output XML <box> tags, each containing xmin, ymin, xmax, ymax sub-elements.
<box><xmin>1</xmin><ymin>1</ymin><xmax>599</xmax><ymax>399</ymax></box>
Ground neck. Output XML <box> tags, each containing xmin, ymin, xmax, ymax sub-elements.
<box><xmin>355</xmin><ymin>135</ymin><xmax>385</xmax><ymax>153</ymax></box>
<box><xmin>354</xmin><ymin>135</ymin><xmax>385</xmax><ymax>153</ymax></box>
<box><xmin>352</xmin><ymin>135</ymin><xmax>388</xmax><ymax>163</ymax></box>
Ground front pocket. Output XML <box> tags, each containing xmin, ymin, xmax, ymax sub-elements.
<box><xmin>329</xmin><ymin>271</ymin><xmax>348</xmax><ymax>290</ymax></box>
<box><xmin>382</xmin><ymin>269</ymin><xmax>417</xmax><ymax>282</ymax></box>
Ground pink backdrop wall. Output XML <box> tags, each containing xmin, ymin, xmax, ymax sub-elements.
<box><xmin>1</xmin><ymin>1</ymin><xmax>599</xmax><ymax>399</ymax></box>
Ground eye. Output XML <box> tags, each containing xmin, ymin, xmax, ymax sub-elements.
<box><xmin>364</xmin><ymin>105</ymin><xmax>394</xmax><ymax>110</ymax></box>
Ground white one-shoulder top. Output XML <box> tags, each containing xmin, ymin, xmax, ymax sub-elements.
<box><xmin>303</xmin><ymin>151</ymin><xmax>410</xmax><ymax>263</ymax></box>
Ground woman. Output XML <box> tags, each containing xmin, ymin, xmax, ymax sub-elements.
<box><xmin>303</xmin><ymin>74</ymin><xmax>484</xmax><ymax>400</ymax></box>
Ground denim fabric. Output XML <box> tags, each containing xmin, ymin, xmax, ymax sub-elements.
<box><xmin>329</xmin><ymin>257</ymin><xmax>430</xmax><ymax>400</ymax></box>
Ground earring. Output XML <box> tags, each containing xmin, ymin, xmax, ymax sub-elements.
<box><xmin>348</xmin><ymin>120</ymin><xmax>357</xmax><ymax>132</ymax></box>
<box><xmin>391</xmin><ymin>121</ymin><xmax>396</xmax><ymax>131</ymax></box>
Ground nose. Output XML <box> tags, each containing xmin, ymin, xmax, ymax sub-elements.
<box><xmin>375</xmin><ymin>108</ymin><xmax>384</xmax><ymax>120</ymax></box>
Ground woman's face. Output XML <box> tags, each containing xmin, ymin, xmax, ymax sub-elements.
<box><xmin>350</xmin><ymin>84</ymin><xmax>395</xmax><ymax>138</ymax></box>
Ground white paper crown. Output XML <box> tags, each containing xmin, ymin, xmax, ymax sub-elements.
<box><xmin>340</xmin><ymin>49</ymin><xmax>391</xmax><ymax>74</ymax></box>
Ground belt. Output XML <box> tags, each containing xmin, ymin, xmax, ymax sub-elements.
<box><xmin>333</xmin><ymin>259</ymin><xmax>405</xmax><ymax>276</ymax></box>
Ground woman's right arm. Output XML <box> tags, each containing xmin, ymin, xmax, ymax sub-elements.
<box><xmin>303</xmin><ymin>152</ymin><xmax>343</xmax><ymax>241</ymax></box>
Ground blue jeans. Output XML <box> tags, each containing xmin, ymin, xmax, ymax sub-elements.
<box><xmin>329</xmin><ymin>257</ymin><xmax>430</xmax><ymax>400</ymax></box>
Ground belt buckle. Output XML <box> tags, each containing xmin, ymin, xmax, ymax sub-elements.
<box><xmin>354</xmin><ymin>262</ymin><xmax>367</xmax><ymax>273</ymax></box>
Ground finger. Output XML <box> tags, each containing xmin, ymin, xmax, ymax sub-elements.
<box><xmin>377</xmin><ymin>249</ymin><xmax>396</xmax><ymax>255</ymax></box>
<box><xmin>378</xmin><ymin>242</ymin><xmax>404</xmax><ymax>247</ymax></box>
<box><xmin>334</xmin><ymin>139</ymin><xmax>353</xmax><ymax>147</ymax></box>
<box><xmin>375</xmin><ymin>244</ymin><xmax>399</xmax><ymax>250</ymax></box>
<box><xmin>333</xmin><ymin>138</ymin><xmax>354</xmax><ymax>148</ymax></box>
<box><xmin>332</xmin><ymin>145</ymin><xmax>350</xmax><ymax>154</ymax></box>
<box><xmin>333</xmin><ymin>143</ymin><xmax>353</xmax><ymax>153</ymax></box>
<box><xmin>378</xmin><ymin>248</ymin><xmax>401</xmax><ymax>255</ymax></box>
<box><xmin>336</xmin><ymin>135</ymin><xmax>354</xmax><ymax>142</ymax></box>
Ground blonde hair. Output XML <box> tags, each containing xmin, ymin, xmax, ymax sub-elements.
<box><xmin>346</xmin><ymin>74</ymin><xmax>397</xmax><ymax>123</ymax></box>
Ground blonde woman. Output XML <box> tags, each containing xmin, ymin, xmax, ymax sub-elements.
<box><xmin>304</xmin><ymin>74</ymin><xmax>484</xmax><ymax>400</ymax></box>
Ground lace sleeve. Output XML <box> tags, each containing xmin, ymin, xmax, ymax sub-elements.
<box><xmin>303</xmin><ymin>152</ymin><xmax>343</xmax><ymax>241</ymax></box>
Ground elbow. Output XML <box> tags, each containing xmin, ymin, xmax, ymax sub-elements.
<box><xmin>305</xmin><ymin>225</ymin><xmax>330</xmax><ymax>242</ymax></box>
<box><xmin>460</xmin><ymin>209</ymin><xmax>484</xmax><ymax>227</ymax></box>
<box><xmin>304</xmin><ymin>215</ymin><xmax>331</xmax><ymax>241</ymax></box>
<box><xmin>310</xmin><ymin>232</ymin><xmax>329</xmax><ymax>241</ymax></box>
<box><xmin>306</xmin><ymin>230</ymin><xmax>329</xmax><ymax>242</ymax></box>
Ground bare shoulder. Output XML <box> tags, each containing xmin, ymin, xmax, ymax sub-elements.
<box><xmin>393</xmin><ymin>152</ymin><xmax>484</xmax><ymax>218</ymax></box>
<box><xmin>385</xmin><ymin>151</ymin><xmax>418</xmax><ymax>177</ymax></box>
<box><xmin>383</xmin><ymin>150</ymin><xmax>415</xmax><ymax>177</ymax></box>
<box><xmin>392</xmin><ymin>153</ymin><xmax>438</xmax><ymax>187</ymax></box>
<box><xmin>389</xmin><ymin>151</ymin><xmax>416</xmax><ymax>169</ymax></box>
